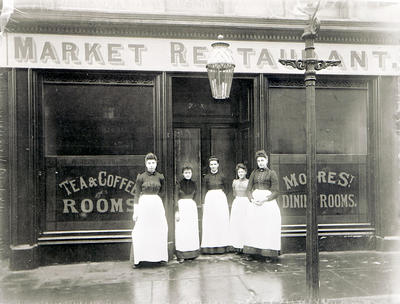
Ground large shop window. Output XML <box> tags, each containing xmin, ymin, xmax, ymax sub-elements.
<box><xmin>41</xmin><ymin>72</ymin><xmax>156</xmax><ymax>231</ymax></box>
<box><xmin>269</xmin><ymin>79</ymin><xmax>369</xmax><ymax>225</ymax></box>
<box><xmin>45</xmin><ymin>82</ymin><xmax>154</xmax><ymax>155</ymax></box>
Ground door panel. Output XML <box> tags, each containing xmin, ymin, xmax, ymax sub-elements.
<box><xmin>238</xmin><ymin>127</ymin><xmax>250</xmax><ymax>169</ymax></box>
<box><xmin>173</xmin><ymin>128</ymin><xmax>201</xmax><ymax>203</ymax></box>
<box><xmin>211</xmin><ymin>127</ymin><xmax>237</xmax><ymax>190</ymax></box>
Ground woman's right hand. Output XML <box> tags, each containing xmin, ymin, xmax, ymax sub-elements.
<box><xmin>133</xmin><ymin>204</ymin><xmax>140</xmax><ymax>222</ymax></box>
<box><xmin>175</xmin><ymin>211</ymin><xmax>180</xmax><ymax>222</ymax></box>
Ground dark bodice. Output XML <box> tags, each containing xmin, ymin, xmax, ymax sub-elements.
<box><xmin>175</xmin><ymin>179</ymin><xmax>197</xmax><ymax>201</ymax></box>
<box><xmin>202</xmin><ymin>171</ymin><xmax>227</xmax><ymax>193</ymax></box>
<box><xmin>246</xmin><ymin>168</ymin><xmax>279</xmax><ymax>201</ymax></box>
<box><xmin>134</xmin><ymin>171</ymin><xmax>165</xmax><ymax>204</ymax></box>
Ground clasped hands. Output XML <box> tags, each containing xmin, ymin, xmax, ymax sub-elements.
<box><xmin>251</xmin><ymin>195</ymin><xmax>273</xmax><ymax>206</ymax></box>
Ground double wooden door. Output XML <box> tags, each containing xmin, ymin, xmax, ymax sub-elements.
<box><xmin>173</xmin><ymin>125</ymin><xmax>245</xmax><ymax>204</ymax></box>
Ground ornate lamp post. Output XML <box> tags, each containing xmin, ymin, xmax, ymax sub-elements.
<box><xmin>279</xmin><ymin>2</ymin><xmax>341</xmax><ymax>303</ymax></box>
<box><xmin>206</xmin><ymin>35</ymin><xmax>235</xmax><ymax>99</ymax></box>
<box><xmin>206</xmin><ymin>3</ymin><xmax>340</xmax><ymax>302</ymax></box>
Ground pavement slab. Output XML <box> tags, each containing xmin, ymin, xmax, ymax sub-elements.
<box><xmin>0</xmin><ymin>251</ymin><xmax>399</xmax><ymax>304</ymax></box>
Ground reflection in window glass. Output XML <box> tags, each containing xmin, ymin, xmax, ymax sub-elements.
<box><xmin>270</xmin><ymin>88</ymin><xmax>306</xmax><ymax>154</ymax></box>
<box><xmin>270</xmin><ymin>87</ymin><xmax>367</xmax><ymax>154</ymax></box>
<box><xmin>317</xmin><ymin>89</ymin><xmax>367</xmax><ymax>154</ymax></box>
<box><xmin>44</xmin><ymin>83</ymin><xmax>154</xmax><ymax>155</ymax></box>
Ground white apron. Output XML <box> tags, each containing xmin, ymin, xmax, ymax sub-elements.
<box><xmin>201</xmin><ymin>189</ymin><xmax>230</xmax><ymax>252</ymax></box>
<box><xmin>229</xmin><ymin>196</ymin><xmax>250</xmax><ymax>249</ymax></box>
<box><xmin>132</xmin><ymin>194</ymin><xmax>168</xmax><ymax>264</ymax></box>
<box><xmin>244</xmin><ymin>189</ymin><xmax>281</xmax><ymax>255</ymax></box>
<box><xmin>175</xmin><ymin>199</ymin><xmax>200</xmax><ymax>258</ymax></box>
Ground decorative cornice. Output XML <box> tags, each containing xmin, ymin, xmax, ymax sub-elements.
<box><xmin>269</xmin><ymin>78</ymin><xmax>368</xmax><ymax>88</ymax></box>
<box><xmin>5</xmin><ymin>9</ymin><xmax>400</xmax><ymax>45</ymax></box>
<box><xmin>42</xmin><ymin>71</ymin><xmax>155</xmax><ymax>85</ymax></box>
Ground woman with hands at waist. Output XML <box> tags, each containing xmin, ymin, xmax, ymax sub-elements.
<box><xmin>243</xmin><ymin>150</ymin><xmax>281</xmax><ymax>261</ymax></box>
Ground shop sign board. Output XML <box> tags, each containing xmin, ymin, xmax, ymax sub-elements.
<box><xmin>51</xmin><ymin>163</ymin><xmax>364</xmax><ymax>224</ymax></box>
<box><xmin>54</xmin><ymin>167</ymin><xmax>137</xmax><ymax>222</ymax></box>
<box><xmin>277</xmin><ymin>164</ymin><xmax>363</xmax><ymax>217</ymax></box>
<box><xmin>1</xmin><ymin>33</ymin><xmax>399</xmax><ymax>75</ymax></box>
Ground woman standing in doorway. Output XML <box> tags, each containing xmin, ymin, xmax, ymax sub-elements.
<box><xmin>229</xmin><ymin>163</ymin><xmax>250</xmax><ymax>253</ymax></box>
<box><xmin>174</xmin><ymin>165</ymin><xmax>200</xmax><ymax>261</ymax></box>
<box><xmin>131</xmin><ymin>152</ymin><xmax>168</xmax><ymax>267</ymax></box>
<box><xmin>201</xmin><ymin>156</ymin><xmax>230</xmax><ymax>254</ymax></box>
<box><xmin>244</xmin><ymin>150</ymin><xmax>281</xmax><ymax>261</ymax></box>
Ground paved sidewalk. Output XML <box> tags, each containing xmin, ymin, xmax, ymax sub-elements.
<box><xmin>0</xmin><ymin>251</ymin><xmax>399</xmax><ymax>304</ymax></box>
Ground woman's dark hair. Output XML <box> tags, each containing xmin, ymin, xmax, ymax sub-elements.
<box><xmin>235</xmin><ymin>163</ymin><xmax>247</xmax><ymax>178</ymax></box>
<box><xmin>255</xmin><ymin>150</ymin><xmax>268</xmax><ymax>160</ymax></box>
<box><xmin>236</xmin><ymin>163</ymin><xmax>247</xmax><ymax>172</ymax></box>
<box><xmin>181</xmin><ymin>164</ymin><xmax>193</xmax><ymax>173</ymax></box>
<box><xmin>208</xmin><ymin>156</ymin><xmax>219</xmax><ymax>164</ymax></box>
<box><xmin>145</xmin><ymin>152</ymin><xmax>158</xmax><ymax>162</ymax></box>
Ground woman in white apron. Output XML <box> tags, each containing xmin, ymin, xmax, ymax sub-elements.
<box><xmin>244</xmin><ymin>150</ymin><xmax>281</xmax><ymax>260</ymax></box>
<box><xmin>131</xmin><ymin>153</ymin><xmax>168</xmax><ymax>267</ymax></box>
<box><xmin>175</xmin><ymin>165</ymin><xmax>200</xmax><ymax>261</ymax></box>
<box><xmin>229</xmin><ymin>163</ymin><xmax>250</xmax><ymax>253</ymax></box>
<box><xmin>201</xmin><ymin>156</ymin><xmax>230</xmax><ymax>254</ymax></box>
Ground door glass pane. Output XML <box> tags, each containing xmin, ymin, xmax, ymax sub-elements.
<box><xmin>44</xmin><ymin>83</ymin><xmax>154</xmax><ymax>155</ymax></box>
<box><xmin>172</xmin><ymin>77</ymin><xmax>237</xmax><ymax>118</ymax></box>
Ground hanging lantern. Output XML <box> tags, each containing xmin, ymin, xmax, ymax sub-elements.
<box><xmin>206</xmin><ymin>35</ymin><xmax>235</xmax><ymax>100</ymax></box>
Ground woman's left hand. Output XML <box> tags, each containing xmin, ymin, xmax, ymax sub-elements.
<box><xmin>254</xmin><ymin>200</ymin><xmax>263</xmax><ymax>206</ymax></box>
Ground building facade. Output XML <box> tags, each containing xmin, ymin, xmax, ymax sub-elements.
<box><xmin>0</xmin><ymin>0</ymin><xmax>399</xmax><ymax>270</ymax></box>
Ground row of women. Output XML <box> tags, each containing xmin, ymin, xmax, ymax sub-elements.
<box><xmin>131</xmin><ymin>150</ymin><xmax>281</xmax><ymax>267</ymax></box>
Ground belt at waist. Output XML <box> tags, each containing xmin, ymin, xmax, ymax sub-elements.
<box><xmin>207</xmin><ymin>187</ymin><xmax>223</xmax><ymax>191</ymax></box>
<box><xmin>178</xmin><ymin>195</ymin><xmax>195</xmax><ymax>199</ymax></box>
<box><xmin>141</xmin><ymin>192</ymin><xmax>160</xmax><ymax>195</ymax></box>
<box><xmin>253</xmin><ymin>186</ymin><xmax>272</xmax><ymax>191</ymax></box>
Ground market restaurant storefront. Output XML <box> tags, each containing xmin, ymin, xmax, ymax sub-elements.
<box><xmin>1</xmin><ymin>31</ymin><xmax>398</xmax><ymax>269</ymax></box>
